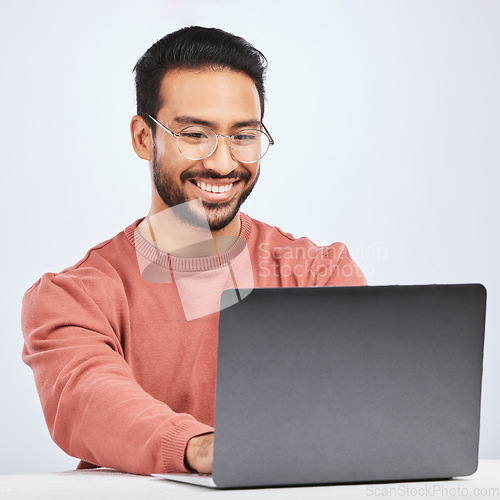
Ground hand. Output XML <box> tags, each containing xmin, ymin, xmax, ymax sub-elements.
<box><xmin>185</xmin><ymin>433</ymin><xmax>214</xmax><ymax>473</ymax></box>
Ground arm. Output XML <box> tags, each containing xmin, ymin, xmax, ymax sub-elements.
<box><xmin>21</xmin><ymin>271</ymin><xmax>213</xmax><ymax>475</ymax></box>
<box><xmin>310</xmin><ymin>242</ymin><xmax>368</xmax><ymax>287</ymax></box>
<box><xmin>327</xmin><ymin>243</ymin><xmax>367</xmax><ymax>286</ymax></box>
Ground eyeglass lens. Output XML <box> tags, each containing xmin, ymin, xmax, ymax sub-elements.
<box><xmin>178</xmin><ymin>126</ymin><xmax>270</xmax><ymax>162</ymax></box>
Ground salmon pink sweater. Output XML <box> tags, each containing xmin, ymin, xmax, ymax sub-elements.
<box><xmin>21</xmin><ymin>213</ymin><xmax>366</xmax><ymax>475</ymax></box>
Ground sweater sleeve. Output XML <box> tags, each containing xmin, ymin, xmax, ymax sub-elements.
<box><xmin>21</xmin><ymin>271</ymin><xmax>213</xmax><ymax>475</ymax></box>
<box><xmin>312</xmin><ymin>243</ymin><xmax>367</xmax><ymax>287</ymax></box>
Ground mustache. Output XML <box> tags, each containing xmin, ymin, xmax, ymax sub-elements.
<box><xmin>180</xmin><ymin>169</ymin><xmax>251</xmax><ymax>183</ymax></box>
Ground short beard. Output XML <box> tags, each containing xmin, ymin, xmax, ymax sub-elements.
<box><xmin>151</xmin><ymin>144</ymin><xmax>259</xmax><ymax>231</ymax></box>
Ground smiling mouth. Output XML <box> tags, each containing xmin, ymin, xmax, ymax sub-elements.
<box><xmin>189</xmin><ymin>178</ymin><xmax>241</xmax><ymax>194</ymax></box>
<box><xmin>193</xmin><ymin>180</ymin><xmax>233</xmax><ymax>193</ymax></box>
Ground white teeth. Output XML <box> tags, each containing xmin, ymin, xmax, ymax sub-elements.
<box><xmin>195</xmin><ymin>182</ymin><xmax>233</xmax><ymax>193</ymax></box>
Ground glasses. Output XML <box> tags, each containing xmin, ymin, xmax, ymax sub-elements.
<box><xmin>147</xmin><ymin>114</ymin><xmax>274</xmax><ymax>164</ymax></box>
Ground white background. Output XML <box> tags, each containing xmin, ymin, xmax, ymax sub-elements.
<box><xmin>1</xmin><ymin>0</ymin><xmax>498</xmax><ymax>474</ymax></box>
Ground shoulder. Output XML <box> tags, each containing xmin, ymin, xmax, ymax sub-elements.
<box><xmin>243</xmin><ymin>214</ymin><xmax>367</xmax><ymax>287</ymax></box>
<box><xmin>243</xmin><ymin>213</ymin><xmax>322</xmax><ymax>249</ymax></box>
<box><xmin>22</xmin><ymin>221</ymin><xmax>140</xmax><ymax>317</ymax></box>
<box><xmin>244</xmin><ymin>213</ymin><xmax>349</xmax><ymax>259</ymax></box>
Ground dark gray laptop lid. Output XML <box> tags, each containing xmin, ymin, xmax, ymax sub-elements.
<box><xmin>213</xmin><ymin>284</ymin><xmax>486</xmax><ymax>488</ymax></box>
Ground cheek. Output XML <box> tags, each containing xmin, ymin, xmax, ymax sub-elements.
<box><xmin>155</xmin><ymin>147</ymin><xmax>198</xmax><ymax>177</ymax></box>
<box><xmin>249</xmin><ymin>163</ymin><xmax>260</xmax><ymax>181</ymax></box>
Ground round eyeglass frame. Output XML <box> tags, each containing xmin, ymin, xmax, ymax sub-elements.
<box><xmin>146</xmin><ymin>114</ymin><xmax>275</xmax><ymax>164</ymax></box>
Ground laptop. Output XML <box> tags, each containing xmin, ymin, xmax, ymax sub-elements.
<box><xmin>154</xmin><ymin>284</ymin><xmax>487</xmax><ymax>488</ymax></box>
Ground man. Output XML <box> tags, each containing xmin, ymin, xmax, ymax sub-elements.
<box><xmin>21</xmin><ymin>26</ymin><xmax>366</xmax><ymax>476</ymax></box>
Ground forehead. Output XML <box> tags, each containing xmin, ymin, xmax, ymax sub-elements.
<box><xmin>157</xmin><ymin>68</ymin><xmax>261</xmax><ymax>123</ymax></box>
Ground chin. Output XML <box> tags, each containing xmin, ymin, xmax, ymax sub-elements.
<box><xmin>203</xmin><ymin>205</ymin><xmax>239</xmax><ymax>231</ymax></box>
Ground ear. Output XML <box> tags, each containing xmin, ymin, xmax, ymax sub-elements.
<box><xmin>130</xmin><ymin>115</ymin><xmax>153</xmax><ymax>161</ymax></box>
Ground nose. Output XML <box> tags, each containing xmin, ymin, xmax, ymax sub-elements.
<box><xmin>202</xmin><ymin>136</ymin><xmax>239</xmax><ymax>176</ymax></box>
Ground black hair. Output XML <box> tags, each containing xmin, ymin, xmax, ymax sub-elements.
<box><xmin>133</xmin><ymin>26</ymin><xmax>268</xmax><ymax>132</ymax></box>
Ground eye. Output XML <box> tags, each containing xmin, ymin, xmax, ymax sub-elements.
<box><xmin>234</xmin><ymin>131</ymin><xmax>259</xmax><ymax>142</ymax></box>
<box><xmin>179</xmin><ymin>126</ymin><xmax>213</xmax><ymax>143</ymax></box>
<box><xmin>180</xmin><ymin>132</ymin><xmax>207</xmax><ymax>140</ymax></box>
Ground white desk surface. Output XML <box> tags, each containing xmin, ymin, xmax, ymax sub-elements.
<box><xmin>1</xmin><ymin>460</ymin><xmax>499</xmax><ymax>499</ymax></box>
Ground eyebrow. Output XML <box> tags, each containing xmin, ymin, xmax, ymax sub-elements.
<box><xmin>172</xmin><ymin>115</ymin><xmax>262</xmax><ymax>129</ymax></box>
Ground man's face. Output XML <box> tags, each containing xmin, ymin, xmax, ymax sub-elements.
<box><xmin>151</xmin><ymin>68</ymin><xmax>262</xmax><ymax>231</ymax></box>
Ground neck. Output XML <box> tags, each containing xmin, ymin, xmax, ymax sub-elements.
<box><xmin>138</xmin><ymin>207</ymin><xmax>241</xmax><ymax>258</ymax></box>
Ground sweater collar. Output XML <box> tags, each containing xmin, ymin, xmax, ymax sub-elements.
<box><xmin>124</xmin><ymin>212</ymin><xmax>252</xmax><ymax>273</ymax></box>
